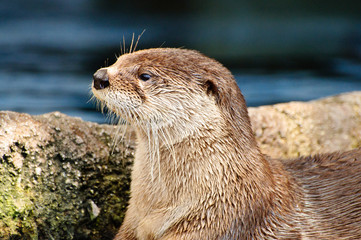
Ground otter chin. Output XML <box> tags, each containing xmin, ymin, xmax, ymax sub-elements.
<box><xmin>92</xmin><ymin>48</ymin><xmax>361</xmax><ymax>240</ymax></box>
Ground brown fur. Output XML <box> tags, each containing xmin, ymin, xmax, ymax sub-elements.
<box><xmin>92</xmin><ymin>48</ymin><xmax>361</xmax><ymax>239</ymax></box>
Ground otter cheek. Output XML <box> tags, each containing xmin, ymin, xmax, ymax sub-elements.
<box><xmin>130</xmin><ymin>96</ymin><xmax>143</xmax><ymax>109</ymax></box>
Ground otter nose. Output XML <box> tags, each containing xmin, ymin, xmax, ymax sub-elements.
<box><xmin>93</xmin><ymin>69</ymin><xmax>109</xmax><ymax>90</ymax></box>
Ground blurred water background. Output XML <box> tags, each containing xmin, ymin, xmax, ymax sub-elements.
<box><xmin>1</xmin><ymin>0</ymin><xmax>361</xmax><ymax>123</ymax></box>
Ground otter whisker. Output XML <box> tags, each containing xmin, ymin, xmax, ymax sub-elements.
<box><xmin>158</xmin><ymin>127</ymin><xmax>177</xmax><ymax>171</ymax></box>
<box><xmin>104</xmin><ymin>106</ymin><xmax>117</xmax><ymax>123</ymax></box>
<box><xmin>151</xmin><ymin>123</ymin><xmax>162</xmax><ymax>182</ymax></box>
<box><xmin>87</xmin><ymin>93</ymin><xmax>97</xmax><ymax>105</ymax></box>
<box><xmin>145</xmin><ymin>125</ymin><xmax>155</xmax><ymax>181</ymax></box>
<box><xmin>122</xmin><ymin>36</ymin><xmax>126</xmax><ymax>55</ymax></box>
<box><xmin>103</xmin><ymin>58</ymin><xmax>110</xmax><ymax>68</ymax></box>
<box><xmin>133</xmin><ymin>29</ymin><xmax>146</xmax><ymax>53</ymax></box>
<box><xmin>129</xmin><ymin>33</ymin><xmax>135</xmax><ymax>54</ymax></box>
<box><xmin>89</xmin><ymin>96</ymin><xmax>106</xmax><ymax>115</ymax></box>
<box><xmin>159</xmin><ymin>41</ymin><xmax>166</xmax><ymax>48</ymax></box>
<box><xmin>119</xmin><ymin>41</ymin><xmax>123</xmax><ymax>56</ymax></box>
<box><xmin>111</xmin><ymin>118</ymin><xmax>128</xmax><ymax>155</ymax></box>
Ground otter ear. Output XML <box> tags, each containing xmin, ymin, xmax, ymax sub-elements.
<box><xmin>204</xmin><ymin>79</ymin><xmax>220</xmax><ymax>101</ymax></box>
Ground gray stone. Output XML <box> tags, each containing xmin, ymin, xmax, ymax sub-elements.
<box><xmin>0</xmin><ymin>111</ymin><xmax>135</xmax><ymax>240</ymax></box>
<box><xmin>249</xmin><ymin>91</ymin><xmax>361</xmax><ymax>158</ymax></box>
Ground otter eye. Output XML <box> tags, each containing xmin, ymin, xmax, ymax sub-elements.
<box><xmin>139</xmin><ymin>73</ymin><xmax>151</xmax><ymax>81</ymax></box>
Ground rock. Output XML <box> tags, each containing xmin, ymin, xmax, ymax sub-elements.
<box><xmin>249</xmin><ymin>91</ymin><xmax>361</xmax><ymax>158</ymax></box>
<box><xmin>0</xmin><ymin>111</ymin><xmax>135</xmax><ymax>240</ymax></box>
<box><xmin>0</xmin><ymin>91</ymin><xmax>360</xmax><ymax>239</ymax></box>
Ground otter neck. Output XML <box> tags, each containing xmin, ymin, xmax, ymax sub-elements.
<box><xmin>134</xmin><ymin>117</ymin><xmax>275</xmax><ymax>198</ymax></box>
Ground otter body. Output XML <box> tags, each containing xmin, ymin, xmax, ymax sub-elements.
<box><xmin>92</xmin><ymin>48</ymin><xmax>361</xmax><ymax>239</ymax></box>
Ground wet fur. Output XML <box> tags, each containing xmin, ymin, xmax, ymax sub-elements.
<box><xmin>92</xmin><ymin>48</ymin><xmax>361</xmax><ymax>239</ymax></box>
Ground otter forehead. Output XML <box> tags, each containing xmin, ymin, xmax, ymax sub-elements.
<box><xmin>112</xmin><ymin>48</ymin><xmax>218</xmax><ymax>76</ymax></box>
<box><xmin>118</xmin><ymin>48</ymin><xmax>203</xmax><ymax>65</ymax></box>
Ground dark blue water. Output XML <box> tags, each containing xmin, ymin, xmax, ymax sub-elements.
<box><xmin>1</xmin><ymin>0</ymin><xmax>361</xmax><ymax>123</ymax></box>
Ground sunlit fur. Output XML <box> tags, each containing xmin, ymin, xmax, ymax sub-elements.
<box><xmin>92</xmin><ymin>48</ymin><xmax>361</xmax><ymax>240</ymax></box>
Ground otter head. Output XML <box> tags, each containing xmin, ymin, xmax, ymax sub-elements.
<box><xmin>92</xmin><ymin>48</ymin><xmax>252</xmax><ymax>141</ymax></box>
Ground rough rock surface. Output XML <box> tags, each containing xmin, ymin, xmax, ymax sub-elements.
<box><xmin>0</xmin><ymin>91</ymin><xmax>360</xmax><ymax>239</ymax></box>
<box><xmin>249</xmin><ymin>91</ymin><xmax>361</xmax><ymax>158</ymax></box>
<box><xmin>0</xmin><ymin>111</ymin><xmax>135</xmax><ymax>240</ymax></box>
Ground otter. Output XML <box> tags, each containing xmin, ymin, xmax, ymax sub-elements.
<box><xmin>92</xmin><ymin>48</ymin><xmax>361</xmax><ymax>239</ymax></box>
